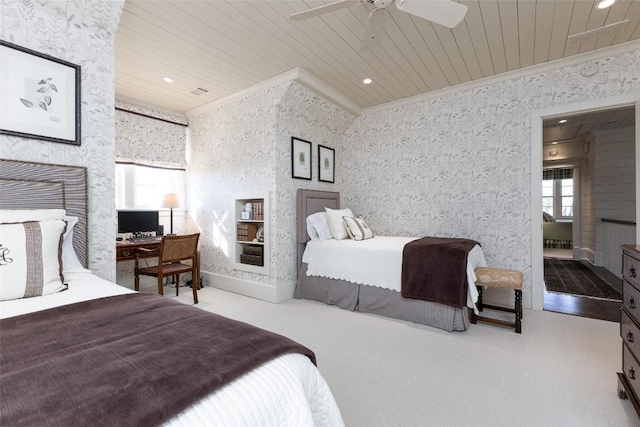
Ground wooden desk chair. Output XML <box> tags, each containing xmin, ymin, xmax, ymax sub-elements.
<box><xmin>134</xmin><ymin>233</ymin><xmax>200</xmax><ymax>304</ymax></box>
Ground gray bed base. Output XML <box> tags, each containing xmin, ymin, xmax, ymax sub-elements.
<box><xmin>295</xmin><ymin>189</ymin><xmax>469</xmax><ymax>332</ymax></box>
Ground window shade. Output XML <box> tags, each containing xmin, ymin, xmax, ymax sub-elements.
<box><xmin>543</xmin><ymin>168</ymin><xmax>573</xmax><ymax>180</ymax></box>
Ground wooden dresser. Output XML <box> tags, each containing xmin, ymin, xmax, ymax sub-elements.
<box><xmin>619</xmin><ymin>244</ymin><xmax>640</xmax><ymax>415</ymax></box>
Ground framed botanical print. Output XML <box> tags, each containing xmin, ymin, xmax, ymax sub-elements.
<box><xmin>291</xmin><ymin>137</ymin><xmax>312</xmax><ymax>180</ymax></box>
<box><xmin>0</xmin><ymin>40</ymin><xmax>81</xmax><ymax>145</ymax></box>
<box><xmin>318</xmin><ymin>144</ymin><xmax>335</xmax><ymax>183</ymax></box>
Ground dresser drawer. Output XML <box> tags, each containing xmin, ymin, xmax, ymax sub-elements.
<box><xmin>621</xmin><ymin>309</ymin><xmax>640</xmax><ymax>357</ymax></box>
<box><xmin>623</xmin><ymin>252</ymin><xmax>640</xmax><ymax>288</ymax></box>
<box><xmin>624</xmin><ymin>280</ymin><xmax>640</xmax><ymax>321</ymax></box>
<box><xmin>623</xmin><ymin>343</ymin><xmax>640</xmax><ymax>399</ymax></box>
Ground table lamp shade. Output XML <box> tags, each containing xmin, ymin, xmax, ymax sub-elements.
<box><xmin>161</xmin><ymin>193</ymin><xmax>180</xmax><ymax>209</ymax></box>
<box><xmin>161</xmin><ymin>193</ymin><xmax>180</xmax><ymax>235</ymax></box>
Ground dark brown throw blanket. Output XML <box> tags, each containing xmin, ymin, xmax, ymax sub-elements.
<box><xmin>0</xmin><ymin>293</ymin><xmax>315</xmax><ymax>427</ymax></box>
<box><xmin>401</xmin><ymin>237</ymin><xmax>479</xmax><ymax>307</ymax></box>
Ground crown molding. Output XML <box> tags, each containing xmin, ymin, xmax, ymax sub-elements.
<box><xmin>293</xmin><ymin>68</ymin><xmax>361</xmax><ymax>116</ymax></box>
<box><xmin>362</xmin><ymin>39</ymin><xmax>640</xmax><ymax>115</ymax></box>
<box><xmin>185</xmin><ymin>69</ymin><xmax>299</xmax><ymax>118</ymax></box>
<box><xmin>185</xmin><ymin>68</ymin><xmax>361</xmax><ymax>118</ymax></box>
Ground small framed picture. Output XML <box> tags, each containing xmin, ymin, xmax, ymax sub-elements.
<box><xmin>0</xmin><ymin>40</ymin><xmax>81</xmax><ymax>145</ymax></box>
<box><xmin>318</xmin><ymin>145</ymin><xmax>335</xmax><ymax>183</ymax></box>
<box><xmin>291</xmin><ymin>137</ymin><xmax>312</xmax><ymax>180</ymax></box>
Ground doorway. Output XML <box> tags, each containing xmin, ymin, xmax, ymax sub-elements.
<box><xmin>540</xmin><ymin>108</ymin><xmax>634</xmax><ymax>321</ymax></box>
<box><xmin>531</xmin><ymin>94</ymin><xmax>640</xmax><ymax>313</ymax></box>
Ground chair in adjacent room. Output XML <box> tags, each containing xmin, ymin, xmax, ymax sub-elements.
<box><xmin>134</xmin><ymin>233</ymin><xmax>201</xmax><ymax>304</ymax></box>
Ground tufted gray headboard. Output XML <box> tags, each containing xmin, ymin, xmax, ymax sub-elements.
<box><xmin>0</xmin><ymin>159</ymin><xmax>89</xmax><ymax>268</ymax></box>
<box><xmin>296</xmin><ymin>189</ymin><xmax>340</xmax><ymax>273</ymax></box>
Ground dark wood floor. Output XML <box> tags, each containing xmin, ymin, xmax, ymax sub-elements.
<box><xmin>543</xmin><ymin>263</ymin><xmax>622</xmax><ymax>322</ymax></box>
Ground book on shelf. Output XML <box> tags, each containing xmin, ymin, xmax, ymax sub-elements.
<box><xmin>250</xmin><ymin>201</ymin><xmax>264</xmax><ymax>221</ymax></box>
<box><xmin>236</xmin><ymin>223</ymin><xmax>258</xmax><ymax>242</ymax></box>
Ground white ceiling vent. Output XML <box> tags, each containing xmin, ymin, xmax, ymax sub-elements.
<box><xmin>190</xmin><ymin>87</ymin><xmax>209</xmax><ymax>96</ymax></box>
<box><xmin>568</xmin><ymin>20</ymin><xmax>629</xmax><ymax>45</ymax></box>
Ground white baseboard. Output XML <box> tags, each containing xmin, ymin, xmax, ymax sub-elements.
<box><xmin>202</xmin><ymin>271</ymin><xmax>295</xmax><ymax>303</ymax></box>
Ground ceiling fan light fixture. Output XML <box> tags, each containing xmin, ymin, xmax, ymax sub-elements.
<box><xmin>596</xmin><ymin>0</ymin><xmax>616</xmax><ymax>10</ymax></box>
<box><xmin>363</xmin><ymin>78</ymin><xmax>372</xmax><ymax>84</ymax></box>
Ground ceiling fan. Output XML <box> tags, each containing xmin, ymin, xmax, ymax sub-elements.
<box><xmin>290</xmin><ymin>0</ymin><xmax>468</xmax><ymax>54</ymax></box>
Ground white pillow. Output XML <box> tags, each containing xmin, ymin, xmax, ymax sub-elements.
<box><xmin>0</xmin><ymin>220</ymin><xmax>68</xmax><ymax>301</ymax></box>
<box><xmin>307</xmin><ymin>212</ymin><xmax>334</xmax><ymax>241</ymax></box>
<box><xmin>0</xmin><ymin>209</ymin><xmax>65</xmax><ymax>222</ymax></box>
<box><xmin>0</xmin><ymin>210</ymin><xmax>88</xmax><ymax>274</ymax></box>
<box><xmin>62</xmin><ymin>216</ymin><xmax>91</xmax><ymax>273</ymax></box>
<box><xmin>325</xmin><ymin>207</ymin><xmax>354</xmax><ymax>240</ymax></box>
<box><xmin>343</xmin><ymin>216</ymin><xmax>374</xmax><ymax>241</ymax></box>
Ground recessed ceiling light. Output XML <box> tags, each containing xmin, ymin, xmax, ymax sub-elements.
<box><xmin>551</xmin><ymin>141</ymin><xmax>558</xmax><ymax>145</ymax></box>
<box><xmin>558</xmin><ymin>119</ymin><xmax>567</xmax><ymax>124</ymax></box>
<box><xmin>163</xmin><ymin>77</ymin><xmax>174</xmax><ymax>83</ymax></box>
<box><xmin>363</xmin><ymin>78</ymin><xmax>372</xmax><ymax>84</ymax></box>
<box><xmin>596</xmin><ymin>0</ymin><xmax>616</xmax><ymax>9</ymax></box>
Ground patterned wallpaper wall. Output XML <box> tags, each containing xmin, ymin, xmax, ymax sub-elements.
<box><xmin>274</xmin><ymin>83</ymin><xmax>354</xmax><ymax>292</ymax></box>
<box><xmin>186</xmin><ymin>81</ymin><xmax>353</xmax><ymax>296</ymax></box>
<box><xmin>186</xmin><ymin>84</ymin><xmax>287</xmax><ymax>287</ymax></box>
<box><xmin>0</xmin><ymin>0</ymin><xmax>124</xmax><ymax>281</ymax></box>
<box><xmin>342</xmin><ymin>48</ymin><xmax>640</xmax><ymax>296</ymax></box>
<box><xmin>115</xmin><ymin>100</ymin><xmax>188</xmax><ymax>167</ymax></box>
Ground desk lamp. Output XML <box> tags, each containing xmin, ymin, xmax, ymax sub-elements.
<box><xmin>161</xmin><ymin>193</ymin><xmax>180</xmax><ymax>235</ymax></box>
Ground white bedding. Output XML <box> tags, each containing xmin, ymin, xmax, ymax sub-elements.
<box><xmin>302</xmin><ymin>236</ymin><xmax>487</xmax><ymax>312</ymax></box>
<box><xmin>0</xmin><ymin>273</ymin><xmax>344</xmax><ymax>427</ymax></box>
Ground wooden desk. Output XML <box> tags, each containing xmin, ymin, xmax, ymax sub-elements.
<box><xmin>116</xmin><ymin>238</ymin><xmax>202</xmax><ymax>288</ymax></box>
<box><xmin>116</xmin><ymin>238</ymin><xmax>163</xmax><ymax>262</ymax></box>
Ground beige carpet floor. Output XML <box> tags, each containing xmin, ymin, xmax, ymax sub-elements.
<box><xmin>149</xmin><ymin>283</ymin><xmax>639</xmax><ymax>426</ymax></box>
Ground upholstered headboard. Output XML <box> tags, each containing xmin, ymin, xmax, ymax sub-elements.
<box><xmin>296</xmin><ymin>189</ymin><xmax>340</xmax><ymax>272</ymax></box>
<box><xmin>0</xmin><ymin>159</ymin><xmax>89</xmax><ymax>268</ymax></box>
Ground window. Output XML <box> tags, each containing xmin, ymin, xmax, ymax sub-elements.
<box><xmin>542</xmin><ymin>175</ymin><xmax>573</xmax><ymax>219</ymax></box>
<box><xmin>115</xmin><ymin>163</ymin><xmax>186</xmax><ymax>210</ymax></box>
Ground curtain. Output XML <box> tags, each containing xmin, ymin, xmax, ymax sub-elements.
<box><xmin>543</xmin><ymin>168</ymin><xmax>573</xmax><ymax>180</ymax></box>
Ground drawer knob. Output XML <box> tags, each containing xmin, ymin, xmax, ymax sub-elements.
<box><xmin>630</xmin><ymin>298</ymin><xmax>636</xmax><ymax>309</ymax></box>
<box><xmin>122</xmin><ymin>250</ymin><xmax>130</xmax><ymax>257</ymax></box>
<box><xmin>630</xmin><ymin>367</ymin><xmax>636</xmax><ymax>380</ymax></box>
<box><xmin>628</xmin><ymin>332</ymin><xmax>635</xmax><ymax>343</ymax></box>
<box><xmin>631</xmin><ymin>267</ymin><xmax>637</xmax><ymax>279</ymax></box>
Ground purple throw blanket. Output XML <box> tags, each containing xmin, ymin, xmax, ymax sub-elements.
<box><xmin>0</xmin><ymin>293</ymin><xmax>315</xmax><ymax>427</ymax></box>
<box><xmin>401</xmin><ymin>237</ymin><xmax>479</xmax><ymax>307</ymax></box>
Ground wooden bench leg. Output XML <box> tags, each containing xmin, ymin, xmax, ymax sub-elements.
<box><xmin>476</xmin><ymin>285</ymin><xmax>483</xmax><ymax>312</ymax></box>
<box><xmin>515</xmin><ymin>290</ymin><xmax>522</xmax><ymax>334</ymax></box>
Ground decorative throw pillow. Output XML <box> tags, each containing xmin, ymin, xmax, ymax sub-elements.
<box><xmin>306</xmin><ymin>212</ymin><xmax>334</xmax><ymax>241</ymax></box>
<box><xmin>62</xmin><ymin>216</ymin><xmax>91</xmax><ymax>274</ymax></box>
<box><xmin>0</xmin><ymin>220</ymin><xmax>68</xmax><ymax>301</ymax></box>
<box><xmin>325</xmin><ymin>207</ymin><xmax>354</xmax><ymax>240</ymax></box>
<box><xmin>343</xmin><ymin>216</ymin><xmax>374</xmax><ymax>241</ymax></box>
<box><xmin>0</xmin><ymin>209</ymin><xmax>88</xmax><ymax>274</ymax></box>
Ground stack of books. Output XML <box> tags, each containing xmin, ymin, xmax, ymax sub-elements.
<box><xmin>250</xmin><ymin>201</ymin><xmax>264</xmax><ymax>220</ymax></box>
<box><xmin>237</xmin><ymin>223</ymin><xmax>258</xmax><ymax>242</ymax></box>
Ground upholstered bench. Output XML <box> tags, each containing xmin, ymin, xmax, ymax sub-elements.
<box><xmin>470</xmin><ymin>267</ymin><xmax>523</xmax><ymax>333</ymax></box>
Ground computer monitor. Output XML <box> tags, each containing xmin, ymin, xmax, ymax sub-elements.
<box><xmin>117</xmin><ymin>210</ymin><xmax>160</xmax><ymax>234</ymax></box>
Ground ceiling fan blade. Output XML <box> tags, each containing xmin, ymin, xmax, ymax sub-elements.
<box><xmin>291</xmin><ymin>0</ymin><xmax>361</xmax><ymax>21</ymax></box>
<box><xmin>395</xmin><ymin>0</ymin><xmax>468</xmax><ymax>28</ymax></box>
<box><xmin>359</xmin><ymin>10</ymin><xmax>387</xmax><ymax>54</ymax></box>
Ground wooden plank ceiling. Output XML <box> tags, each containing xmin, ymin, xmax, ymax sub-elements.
<box><xmin>115</xmin><ymin>0</ymin><xmax>640</xmax><ymax>114</ymax></box>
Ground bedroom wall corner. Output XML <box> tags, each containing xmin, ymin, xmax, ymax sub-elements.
<box><xmin>273</xmin><ymin>82</ymin><xmax>355</xmax><ymax>300</ymax></box>
<box><xmin>185</xmin><ymin>83</ymin><xmax>288</xmax><ymax>301</ymax></box>
<box><xmin>0</xmin><ymin>0</ymin><xmax>125</xmax><ymax>281</ymax></box>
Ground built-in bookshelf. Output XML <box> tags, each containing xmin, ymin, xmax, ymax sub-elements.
<box><xmin>234</xmin><ymin>197</ymin><xmax>269</xmax><ymax>274</ymax></box>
